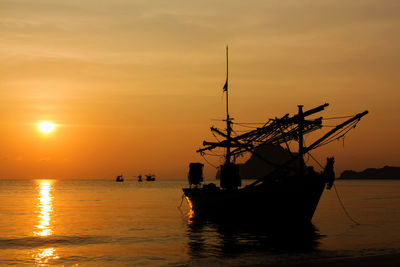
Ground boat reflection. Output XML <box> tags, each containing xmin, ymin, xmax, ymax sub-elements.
<box><xmin>34</xmin><ymin>180</ymin><xmax>54</xmax><ymax>237</ymax></box>
<box><xmin>186</xmin><ymin>211</ymin><xmax>323</xmax><ymax>258</ymax></box>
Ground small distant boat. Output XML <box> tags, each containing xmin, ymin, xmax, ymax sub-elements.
<box><xmin>145</xmin><ymin>174</ymin><xmax>156</xmax><ymax>181</ymax></box>
<box><xmin>138</xmin><ymin>175</ymin><xmax>143</xmax><ymax>182</ymax></box>
<box><xmin>115</xmin><ymin>175</ymin><xmax>124</xmax><ymax>182</ymax></box>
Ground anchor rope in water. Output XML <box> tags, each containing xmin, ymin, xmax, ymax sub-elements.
<box><xmin>307</xmin><ymin>152</ymin><xmax>360</xmax><ymax>225</ymax></box>
<box><xmin>333</xmin><ymin>183</ymin><xmax>360</xmax><ymax>225</ymax></box>
<box><xmin>178</xmin><ymin>193</ymin><xmax>185</xmax><ymax>209</ymax></box>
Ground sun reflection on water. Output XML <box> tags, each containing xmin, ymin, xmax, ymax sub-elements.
<box><xmin>32</xmin><ymin>248</ymin><xmax>60</xmax><ymax>266</ymax></box>
<box><xmin>34</xmin><ymin>180</ymin><xmax>54</xmax><ymax>237</ymax></box>
<box><xmin>32</xmin><ymin>180</ymin><xmax>59</xmax><ymax>266</ymax></box>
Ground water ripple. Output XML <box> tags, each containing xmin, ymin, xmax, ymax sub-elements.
<box><xmin>0</xmin><ymin>235</ymin><xmax>111</xmax><ymax>249</ymax></box>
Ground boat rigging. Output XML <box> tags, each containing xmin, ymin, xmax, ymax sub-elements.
<box><xmin>182</xmin><ymin>47</ymin><xmax>368</xmax><ymax>223</ymax></box>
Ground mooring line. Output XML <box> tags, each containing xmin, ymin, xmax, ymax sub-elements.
<box><xmin>333</xmin><ymin>183</ymin><xmax>360</xmax><ymax>225</ymax></box>
<box><xmin>178</xmin><ymin>193</ymin><xmax>185</xmax><ymax>209</ymax></box>
<box><xmin>308</xmin><ymin>152</ymin><xmax>360</xmax><ymax>225</ymax></box>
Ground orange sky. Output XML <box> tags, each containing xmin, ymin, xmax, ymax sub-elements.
<box><xmin>1</xmin><ymin>0</ymin><xmax>399</xmax><ymax>179</ymax></box>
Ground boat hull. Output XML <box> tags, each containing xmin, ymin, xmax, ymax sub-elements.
<box><xmin>183</xmin><ymin>175</ymin><xmax>326</xmax><ymax>224</ymax></box>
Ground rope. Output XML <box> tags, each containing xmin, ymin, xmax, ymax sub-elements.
<box><xmin>231</xmin><ymin>129</ymin><xmax>255</xmax><ymax>133</ymax></box>
<box><xmin>177</xmin><ymin>193</ymin><xmax>185</xmax><ymax>209</ymax></box>
<box><xmin>234</xmin><ymin>124</ymin><xmax>261</xmax><ymax>129</ymax></box>
<box><xmin>322</xmin><ymin>125</ymin><xmax>340</xmax><ymax>127</ymax></box>
<box><xmin>307</xmin><ymin>152</ymin><xmax>324</xmax><ymax>170</ymax></box>
<box><xmin>212</xmin><ymin>131</ymin><xmax>220</xmax><ymax>142</ymax></box>
<box><xmin>308</xmin><ymin>152</ymin><xmax>360</xmax><ymax>225</ymax></box>
<box><xmin>202</xmin><ymin>152</ymin><xmax>224</xmax><ymax>157</ymax></box>
<box><xmin>200</xmin><ymin>153</ymin><xmax>218</xmax><ymax>169</ymax></box>
<box><xmin>333</xmin><ymin>184</ymin><xmax>360</xmax><ymax>225</ymax></box>
<box><xmin>314</xmin><ymin>120</ymin><xmax>360</xmax><ymax>149</ymax></box>
<box><xmin>234</xmin><ymin>122</ymin><xmax>266</xmax><ymax>125</ymax></box>
<box><xmin>323</xmin><ymin>115</ymin><xmax>354</xmax><ymax>120</ymax></box>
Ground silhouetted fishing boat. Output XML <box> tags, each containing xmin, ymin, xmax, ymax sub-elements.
<box><xmin>183</xmin><ymin>47</ymin><xmax>368</xmax><ymax>223</ymax></box>
<box><xmin>146</xmin><ymin>174</ymin><xmax>156</xmax><ymax>181</ymax></box>
<box><xmin>138</xmin><ymin>175</ymin><xmax>143</xmax><ymax>182</ymax></box>
<box><xmin>115</xmin><ymin>175</ymin><xmax>124</xmax><ymax>182</ymax></box>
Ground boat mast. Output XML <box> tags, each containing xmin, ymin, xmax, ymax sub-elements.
<box><xmin>225</xmin><ymin>45</ymin><xmax>232</xmax><ymax>165</ymax></box>
<box><xmin>298</xmin><ymin>105</ymin><xmax>304</xmax><ymax>176</ymax></box>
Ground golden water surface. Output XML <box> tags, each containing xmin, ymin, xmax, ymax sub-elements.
<box><xmin>0</xmin><ymin>179</ymin><xmax>399</xmax><ymax>266</ymax></box>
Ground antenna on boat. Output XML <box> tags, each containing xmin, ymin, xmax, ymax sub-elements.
<box><xmin>225</xmin><ymin>45</ymin><xmax>229</xmax><ymax>119</ymax></box>
<box><xmin>223</xmin><ymin>45</ymin><xmax>232</xmax><ymax>164</ymax></box>
<box><xmin>298</xmin><ymin>105</ymin><xmax>305</xmax><ymax>176</ymax></box>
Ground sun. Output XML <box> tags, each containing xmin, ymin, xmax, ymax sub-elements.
<box><xmin>38</xmin><ymin>122</ymin><xmax>56</xmax><ymax>134</ymax></box>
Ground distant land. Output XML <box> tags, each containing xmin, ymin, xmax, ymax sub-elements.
<box><xmin>215</xmin><ymin>144</ymin><xmax>400</xmax><ymax>180</ymax></box>
<box><xmin>214</xmin><ymin>144</ymin><xmax>400</xmax><ymax>180</ymax></box>
<box><xmin>340</xmin><ymin>166</ymin><xmax>400</xmax><ymax>179</ymax></box>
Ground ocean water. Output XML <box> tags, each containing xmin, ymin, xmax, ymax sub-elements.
<box><xmin>0</xmin><ymin>179</ymin><xmax>399</xmax><ymax>266</ymax></box>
